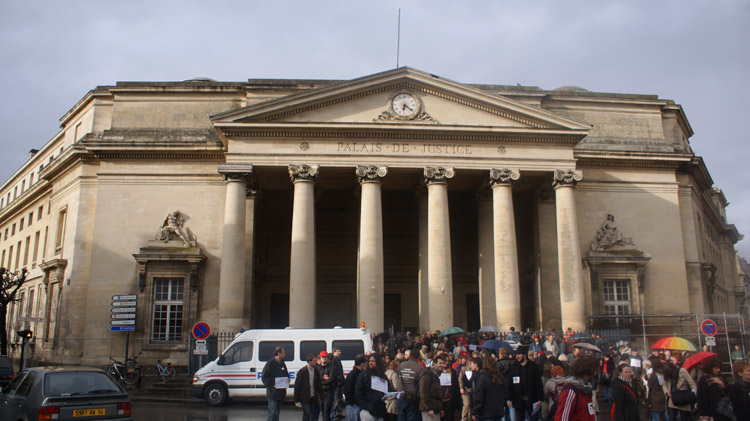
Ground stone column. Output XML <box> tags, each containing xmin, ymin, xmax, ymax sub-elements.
<box><xmin>490</xmin><ymin>168</ymin><xmax>521</xmax><ymax>331</ymax></box>
<box><xmin>553</xmin><ymin>169</ymin><xmax>586</xmax><ymax>331</ymax></box>
<box><xmin>424</xmin><ymin>166</ymin><xmax>454</xmax><ymax>332</ymax></box>
<box><xmin>288</xmin><ymin>164</ymin><xmax>319</xmax><ymax>329</ymax></box>
<box><xmin>356</xmin><ymin>165</ymin><xmax>387</xmax><ymax>333</ymax></box>
<box><xmin>243</xmin><ymin>188</ymin><xmax>257</xmax><ymax>328</ymax></box>
<box><xmin>417</xmin><ymin>189</ymin><xmax>429</xmax><ymax>332</ymax></box>
<box><xmin>476</xmin><ymin>186</ymin><xmax>496</xmax><ymax>328</ymax></box>
<box><xmin>218</xmin><ymin>163</ymin><xmax>253</xmax><ymax>332</ymax></box>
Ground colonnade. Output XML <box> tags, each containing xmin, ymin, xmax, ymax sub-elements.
<box><xmin>216</xmin><ymin>163</ymin><xmax>587</xmax><ymax>333</ymax></box>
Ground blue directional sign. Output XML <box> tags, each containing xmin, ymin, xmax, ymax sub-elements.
<box><xmin>110</xmin><ymin>326</ymin><xmax>135</xmax><ymax>331</ymax></box>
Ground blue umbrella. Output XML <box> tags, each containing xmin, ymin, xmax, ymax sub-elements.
<box><xmin>479</xmin><ymin>339</ymin><xmax>513</xmax><ymax>353</ymax></box>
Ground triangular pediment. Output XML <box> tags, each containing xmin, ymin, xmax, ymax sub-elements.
<box><xmin>212</xmin><ymin>67</ymin><xmax>591</xmax><ymax>134</ymax></box>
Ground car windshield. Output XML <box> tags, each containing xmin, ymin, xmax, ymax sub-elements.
<box><xmin>45</xmin><ymin>372</ymin><xmax>122</xmax><ymax>396</ymax></box>
<box><xmin>0</xmin><ymin>357</ymin><xmax>11</xmax><ymax>369</ymax></box>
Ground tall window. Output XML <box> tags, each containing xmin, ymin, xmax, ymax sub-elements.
<box><xmin>23</xmin><ymin>236</ymin><xmax>30</xmax><ymax>267</ymax></box>
<box><xmin>32</xmin><ymin>231</ymin><xmax>40</xmax><ymax>267</ymax></box>
<box><xmin>54</xmin><ymin>208</ymin><xmax>67</xmax><ymax>255</ymax></box>
<box><xmin>14</xmin><ymin>241</ymin><xmax>21</xmax><ymax>270</ymax></box>
<box><xmin>603</xmin><ymin>280</ymin><xmax>631</xmax><ymax>315</ymax></box>
<box><xmin>151</xmin><ymin>277</ymin><xmax>184</xmax><ymax>342</ymax></box>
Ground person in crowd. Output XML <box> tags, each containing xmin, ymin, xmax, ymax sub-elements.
<box><xmin>646</xmin><ymin>360</ymin><xmax>667</xmax><ymax>421</ymax></box>
<box><xmin>472</xmin><ymin>355</ymin><xmax>506</xmax><ymax>421</ymax></box>
<box><xmin>612</xmin><ymin>362</ymin><xmax>640</xmax><ymax>421</ymax></box>
<box><xmin>553</xmin><ymin>354</ymin><xmax>599</xmax><ymax>421</ymax></box>
<box><xmin>438</xmin><ymin>352</ymin><xmax>460</xmax><ymax>421</ymax></box>
<box><xmin>544</xmin><ymin>334</ymin><xmax>559</xmax><ymax>358</ymax></box>
<box><xmin>419</xmin><ymin>353</ymin><xmax>445</xmax><ymax>421</ymax></box>
<box><xmin>565</xmin><ymin>346</ymin><xmax>580</xmax><ymax>367</ymax></box>
<box><xmin>731</xmin><ymin>344</ymin><xmax>748</xmax><ymax>363</ymax></box>
<box><xmin>319</xmin><ymin>351</ymin><xmax>338</xmax><ymax>421</ymax></box>
<box><xmin>696</xmin><ymin>357</ymin><xmax>733</xmax><ymax>421</ymax></box>
<box><xmin>506</xmin><ymin>327</ymin><xmax>520</xmax><ymax>343</ymax></box>
<box><xmin>543</xmin><ymin>365</ymin><xmax>566</xmax><ymax>419</ymax></box>
<box><xmin>261</xmin><ymin>346</ymin><xmax>290</xmax><ymax>421</ymax></box>
<box><xmin>344</xmin><ymin>354</ymin><xmax>368</xmax><ymax>421</ymax></box>
<box><xmin>506</xmin><ymin>345</ymin><xmax>543</xmax><ymax>421</ymax></box>
<box><xmin>355</xmin><ymin>354</ymin><xmax>392</xmax><ymax>421</ymax></box>
<box><xmin>527</xmin><ymin>350</ymin><xmax>538</xmax><ymax>365</ymax></box>
<box><xmin>730</xmin><ymin>361</ymin><xmax>750</xmax><ymax>420</ymax></box>
<box><xmin>398</xmin><ymin>345</ymin><xmax>426</xmax><ymax>421</ymax></box>
<box><xmin>384</xmin><ymin>360</ymin><xmax>403</xmax><ymax>421</ymax></box>
<box><xmin>295</xmin><ymin>353</ymin><xmax>324</xmax><ymax>421</ymax></box>
<box><xmin>458</xmin><ymin>353</ymin><xmax>474</xmax><ymax>421</ymax></box>
<box><xmin>602</xmin><ymin>353</ymin><xmax>615</xmax><ymax>403</ymax></box>
<box><xmin>530</xmin><ymin>336</ymin><xmax>543</xmax><ymax>354</ymax></box>
<box><xmin>330</xmin><ymin>346</ymin><xmax>345</xmax><ymax>420</ymax></box>
<box><xmin>662</xmin><ymin>360</ymin><xmax>696</xmax><ymax>421</ymax></box>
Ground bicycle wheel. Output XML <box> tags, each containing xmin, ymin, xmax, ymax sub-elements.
<box><xmin>143</xmin><ymin>365</ymin><xmax>158</xmax><ymax>379</ymax></box>
<box><xmin>168</xmin><ymin>367</ymin><xmax>176</xmax><ymax>378</ymax></box>
<box><xmin>123</xmin><ymin>369</ymin><xmax>140</xmax><ymax>385</ymax></box>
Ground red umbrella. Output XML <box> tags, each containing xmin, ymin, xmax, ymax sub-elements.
<box><xmin>682</xmin><ymin>351</ymin><xmax>718</xmax><ymax>371</ymax></box>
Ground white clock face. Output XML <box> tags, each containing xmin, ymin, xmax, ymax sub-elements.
<box><xmin>392</xmin><ymin>93</ymin><xmax>418</xmax><ymax>117</ymax></box>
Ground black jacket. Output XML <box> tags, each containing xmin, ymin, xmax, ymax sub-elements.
<box><xmin>697</xmin><ymin>375</ymin><xmax>733</xmax><ymax>421</ymax></box>
<box><xmin>294</xmin><ymin>364</ymin><xmax>323</xmax><ymax>404</ymax></box>
<box><xmin>261</xmin><ymin>357</ymin><xmax>289</xmax><ymax>401</ymax></box>
<box><xmin>506</xmin><ymin>359</ymin><xmax>543</xmax><ymax>410</ymax></box>
<box><xmin>354</xmin><ymin>370</ymin><xmax>391</xmax><ymax>418</ymax></box>
<box><xmin>729</xmin><ymin>378</ymin><xmax>750</xmax><ymax>421</ymax></box>
<box><xmin>472</xmin><ymin>369</ymin><xmax>505</xmax><ymax>419</ymax></box>
<box><xmin>344</xmin><ymin>367</ymin><xmax>362</xmax><ymax>405</ymax></box>
<box><xmin>320</xmin><ymin>362</ymin><xmax>337</xmax><ymax>392</ymax></box>
<box><xmin>612</xmin><ymin>378</ymin><xmax>640</xmax><ymax>421</ymax></box>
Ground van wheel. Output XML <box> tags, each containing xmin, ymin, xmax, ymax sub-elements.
<box><xmin>204</xmin><ymin>383</ymin><xmax>228</xmax><ymax>406</ymax></box>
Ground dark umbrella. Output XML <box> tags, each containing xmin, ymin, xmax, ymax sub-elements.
<box><xmin>439</xmin><ymin>327</ymin><xmax>466</xmax><ymax>337</ymax></box>
<box><xmin>480</xmin><ymin>339</ymin><xmax>513</xmax><ymax>353</ymax></box>
<box><xmin>572</xmin><ymin>342</ymin><xmax>601</xmax><ymax>354</ymax></box>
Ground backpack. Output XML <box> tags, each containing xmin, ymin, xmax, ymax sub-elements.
<box><xmin>407</xmin><ymin>372</ymin><xmax>424</xmax><ymax>402</ymax></box>
<box><xmin>547</xmin><ymin>385</ymin><xmax>578</xmax><ymax>421</ymax></box>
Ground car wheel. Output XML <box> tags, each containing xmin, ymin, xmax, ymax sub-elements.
<box><xmin>204</xmin><ymin>383</ymin><xmax>228</xmax><ymax>406</ymax></box>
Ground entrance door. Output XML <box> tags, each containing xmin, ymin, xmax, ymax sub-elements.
<box><xmin>270</xmin><ymin>293</ymin><xmax>289</xmax><ymax>328</ymax></box>
<box><xmin>384</xmin><ymin>294</ymin><xmax>401</xmax><ymax>332</ymax></box>
<box><xmin>466</xmin><ymin>294</ymin><xmax>480</xmax><ymax>332</ymax></box>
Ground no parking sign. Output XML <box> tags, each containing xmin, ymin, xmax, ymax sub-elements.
<box><xmin>192</xmin><ymin>321</ymin><xmax>211</xmax><ymax>340</ymax></box>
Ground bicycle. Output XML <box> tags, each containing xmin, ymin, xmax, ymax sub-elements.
<box><xmin>143</xmin><ymin>360</ymin><xmax>176</xmax><ymax>382</ymax></box>
<box><xmin>107</xmin><ymin>355</ymin><xmax>141</xmax><ymax>385</ymax></box>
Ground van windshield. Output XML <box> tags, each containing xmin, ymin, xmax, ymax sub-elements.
<box><xmin>333</xmin><ymin>340</ymin><xmax>364</xmax><ymax>360</ymax></box>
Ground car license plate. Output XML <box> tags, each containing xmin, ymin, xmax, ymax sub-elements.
<box><xmin>73</xmin><ymin>408</ymin><xmax>106</xmax><ymax>417</ymax></box>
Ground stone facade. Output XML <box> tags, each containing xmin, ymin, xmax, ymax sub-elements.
<box><xmin>0</xmin><ymin>68</ymin><xmax>743</xmax><ymax>366</ymax></box>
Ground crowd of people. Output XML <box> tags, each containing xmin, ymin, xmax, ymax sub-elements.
<box><xmin>261</xmin><ymin>329</ymin><xmax>750</xmax><ymax>421</ymax></box>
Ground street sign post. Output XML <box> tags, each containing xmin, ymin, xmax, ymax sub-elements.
<box><xmin>111</xmin><ymin>294</ymin><xmax>137</xmax><ymax>361</ymax></box>
<box><xmin>192</xmin><ymin>322</ymin><xmax>211</xmax><ymax>340</ymax></box>
<box><xmin>194</xmin><ymin>339</ymin><xmax>208</xmax><ymax>355</ymax></box>
<box><xmin>705</xmin><ymin>336</ymin><xmax>716</xmax><ymax>347</ymax></box>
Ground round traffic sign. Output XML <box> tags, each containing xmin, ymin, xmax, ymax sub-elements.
<box><xmin>701</xmin><ymin>319</ymin><xmax>717</xmax><ymax>337</ymax></box>
<box><xmin>192</xmin><ymin>321</ymin><xmax>211</xmax><ymax>340</ymax></box>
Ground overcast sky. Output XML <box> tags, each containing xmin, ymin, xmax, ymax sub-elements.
<box><xmin>1</xmin><ymin>0</ymin><xmax>748</xmax><ymax>256</ymax></box>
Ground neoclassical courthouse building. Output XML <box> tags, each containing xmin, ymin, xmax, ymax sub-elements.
<box><xmin>0</xmin><ymin>67</ymin><xmax>745</xmax><ymax>365</ymax></box>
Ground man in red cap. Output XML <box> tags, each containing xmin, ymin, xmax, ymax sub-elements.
<box><xmin>319</xmin><ymin>350</ymin><xmax>338</xmax><ymax>421</ymax></box>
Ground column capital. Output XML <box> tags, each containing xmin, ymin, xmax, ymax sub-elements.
<box><xmin>289</xmin><ymin>164</ymin><xmax>320</xmax><ymax>183</ymax></box>
<box><xmin>489</xmin><ymin>168</ymin><xmax>520</xmax><ymax>186</ymax></box>
<box><xmin>553</xmin><ymin>169</ymin><xmax>583</xmax><ymax>188</ymax></box>
<box><xmin>424</xmin><ymin>166</ymin><xmax>455</xmax><ymax>185</ymax></box>
<box><xmin>356</xmin><ymin>165</ymin><xmax>388</xmax><ymax>183</ymax></box>
<box><xmin>218</xmin><ymin>163</ymin><xmax>253</xmax><ymax>182</ymax></box>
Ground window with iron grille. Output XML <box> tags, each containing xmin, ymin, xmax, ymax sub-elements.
<box><xmin>603</xmin><ymin>280</ymin><xmax>631</xmax><ymax>315</ymax></box>
<box><xmin>151</xmin><ymin>277</ymin><xmax>184</xmax><ymax>342</ymax></box>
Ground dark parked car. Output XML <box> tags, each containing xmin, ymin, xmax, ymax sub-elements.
<box><xmin>0</xmin><ymin>356</ymin><xmax>14</xmax><ymax>388</ymax></box>
<box><xmin>0</xmin><ymin>366</ymin><xmax>131</xmax><ymax>420</ymax></box>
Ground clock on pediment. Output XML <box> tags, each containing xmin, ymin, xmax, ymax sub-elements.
<box><xmin>374</xmin><ymin>91</ymin><xmax>438</xmax><ymax>123</ymax></box>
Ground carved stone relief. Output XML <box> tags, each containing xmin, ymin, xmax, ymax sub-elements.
<box><xmin>423</xmin><ymin>166</ymin><xmax>455</xmax><ymax>184</ymax></box>
<box><xmin>288</xmin><ymin>164</ymin><xmax>320</xmax><ymax>182</ymax></box>
<box><xmin>589</xmin><ymin>214</ymin><xmax>636</xmax><ymax>251</ymax></box>
<box><xmin>356</xmin><ymin>165</ymin><xmax>388</xmax><ymax>183</ymax></box>
<box><xmin>154</xmin><ymin>210</ymin><xmax>197</xmax><ymax>247</ymax></box>
<box><xmin>489</xmin><ymin>168</ymin><xmax>520</xmax><ymax>186</ymax></box>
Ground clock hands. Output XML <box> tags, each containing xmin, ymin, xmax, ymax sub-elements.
<box><xmin>402</xmin><ymin>103</ymin><xmax>413</xmax><ymax>112</ymax></box>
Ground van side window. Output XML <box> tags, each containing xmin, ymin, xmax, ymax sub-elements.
<box><xmin>259</xmin><ymin>341</ymin><xmax>295</xmax><ymax>361</ymax></box>
<box><xmin>300</xmin><ymin>340</ymin><xmax>326</xmax><ymax>359</ymax></box>
<box><xmin>332</xmin><ymin>340</ymin><xmax>364</xmax><ymax>360</ymax></box>
<box><xmin>221</xmin><ymin>342</ymin><xmax>254</xmax><ymax>365</ymax></box>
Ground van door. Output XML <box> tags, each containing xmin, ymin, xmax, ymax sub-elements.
<box><xmin>214</xmin><ymin>340</ymin><xmax>255</xmax><ymax>397</ymax></box>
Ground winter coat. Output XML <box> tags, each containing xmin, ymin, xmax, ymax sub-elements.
<box><xmin>612</xmin><ymin>377</ymin><xmax>640</xmax><ymax>421</ymax></box>
<box><xmin>663</xmin><ymin>367</ymin><xmax>696</xmax><ymax>412</ymax></box>
<box><xmin>343</xmin><ymin>367</ymin><xmax>362</xmax><ymax>405</ymax></box>
<box><xmin>294</xmin><ymin>364</ymin><xmax>323</xmax><ymax>404</ymax></box>
<box><xmin>697</xmin><ymin>374</ymin><xmax>733</xmax><ymax>421</ymax></box>
<box><xmin>729</xmin><ymin>377</ymin><xmax>750</xmax><ymax>421</ymax></box>
<box><xmin>646</xmin><ymin>372</ymin><xmax>667</xmax><ymax>412</ymax></box>
<box><xmin>506</xmin><ymin>360</ymin><xmax>543</xmax><ymax>410</ymax></box>
<box><xmin>553</xmin><ymin>376</ymin><xmax>596</xmax><ymax>421</ymax></box>
<box><xmin>385</xmin><ymin>369</ymin><xmax>403</xmax><ymax>415</ymax></box>
<box><xmin>471</xmin><ymin>369</ymin><xmax>505</xmax><ymax>420</ymax></box>
<box><xmin>355</xmin><ymin>370</ymin><xmax>391</xmax><ymax>418</ymax></box>
<box><xmin>261</xmin><ymin>357</ymin><xmax>289</xmax><ymax>401</ymax></box>
<box><xmin>418</xmin><ymin>368</ymin><xmax>443</xmax><ymax>413</ymax></box>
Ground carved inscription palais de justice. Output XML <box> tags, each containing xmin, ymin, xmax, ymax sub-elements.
<box><xmin>335</xmin><ymin>142</ymin><xmax>478</xmax><ymax>154</ymax></box>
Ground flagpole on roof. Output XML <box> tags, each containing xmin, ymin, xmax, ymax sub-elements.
<box><xmin>396</xmin><ymin>9</ymin><xmax>401</xmax><ymax>68</ymax></box>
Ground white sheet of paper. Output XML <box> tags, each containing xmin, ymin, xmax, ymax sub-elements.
<box><xmin>513</xmin><ymin>376</ymin><xmax>520</xmax><ymax>384</ymax></box>
<box><xmin>469</xmin><ymin>345</ymin><xmax>477</xmax><ymax>351</ymax></box>
<box><xmin>371</xmin><ymin>376</ymin><xmax>388</xmax><ymax>394</ymax></box>
<box><xmin>440</xmin><ymin>372</ymin><xmax>452</xmax><ymax>386</ymax></box>
<box><xmin>275</xmin><ymin>376</ymin><xmax>290</xmax><ymax>389</ymax></box>
<box><xmin>657</xmin><ymin>374</ymin><xmax>664</xmax><ymax>386</ymax></box>
<box><xmin>465</xmin><ymin>370</ymin><xmax>472</xmax><ymax>380</ymax></box>
<box><xmin>631</xmin><ymin>358</ymin><xmax>642</xmax><ymax>368</ymax></box>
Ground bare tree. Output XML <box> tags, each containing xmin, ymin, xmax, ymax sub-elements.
<box><xmin>0</xmin><ymin>267</ymin><xmax>28</xmax><ymax>356</ymax></box>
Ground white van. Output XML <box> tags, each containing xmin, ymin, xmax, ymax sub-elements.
<box><xmin>192</xmin><ymin>327</ymin><xmax>373</xmax><ymax>406</ymax></box>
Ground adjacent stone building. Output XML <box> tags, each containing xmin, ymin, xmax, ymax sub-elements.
<box><xmin>0</xmin><ymin>67</ymin><xmax>744</xmax><ymax>365</ymax></box>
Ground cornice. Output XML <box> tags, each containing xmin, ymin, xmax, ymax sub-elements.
<box><xmin>0</xmin><ymin>179</ymin><xmax>52</xmax><ymax>221</ymax></box>
<box><xmin>575</xmin><ymin>150</ymin><xmax>690</xmax><ymax>170</ymax></box>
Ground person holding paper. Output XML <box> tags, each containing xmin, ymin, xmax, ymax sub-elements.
<box><xmin>506</xmin><ymin>345</ymin><xmax>543</xmax><ymax>420</ymax></box>
<box><xmin>438</xmin><ymin>354</ymin><xmax>460</xmax><ymax>421</ymax></box>
<box><xmin>261</xmin><ymin>346</ymin><xmax>290</xmax><ymax>421</ymax></box>
<box><xmin>355</xmin><ymin>354</ymin><xmax>392</xmax><ymax>421</ymax></box>
<box><xmin>419</xmin><ymin>354</ymin><xmax>445</xmax><ymax>421</ymax></box>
